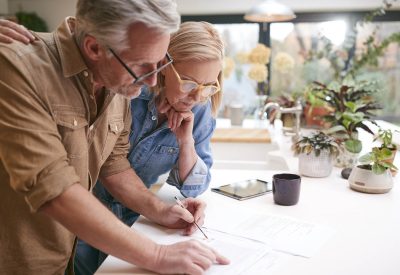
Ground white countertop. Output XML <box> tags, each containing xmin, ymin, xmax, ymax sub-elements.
<box><xmin>97</xmin><ymin>120</ymin><xmax>400</xmax><ymax>275</ymax></box>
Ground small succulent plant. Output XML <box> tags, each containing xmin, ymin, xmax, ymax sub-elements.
<box><xmin>293</xmin><ymin>131</ymin><xmax>339</xmax><ymax>157</ymax></box>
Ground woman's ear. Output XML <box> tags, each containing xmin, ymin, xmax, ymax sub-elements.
<box><xmin>82</xmin><ymin>35</ymin><xmax>104</xmax><ymax>61</ymax></box>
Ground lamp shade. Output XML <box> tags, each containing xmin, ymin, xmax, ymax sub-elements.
<box><xmin>244</xmin><ymin>0</ymin><xmax>296</xmax><ymax>22</ymax></box>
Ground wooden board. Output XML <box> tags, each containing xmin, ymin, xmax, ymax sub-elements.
<box><xmin>211</xmin><ymin>128</ymin><xmax>271</xmax><ymax>143</ymax></box>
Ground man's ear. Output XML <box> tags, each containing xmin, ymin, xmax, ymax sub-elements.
<box><xmin>82</xmin><ymin>35</ymin><xmax>104</xmax><ymax>61</ymax></box>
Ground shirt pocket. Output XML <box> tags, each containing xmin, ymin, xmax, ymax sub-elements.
<box><xmin>54</xmin><ymin>114</ymin><xmax>88</xmax><ymax>159</ymax></box>
<box><xmin>54</xmin><ymin>114</ymin><xmax>89</xmax><ymax>186</ymax></box>
<box><xmin>101</xmin><ymin>118</ymin><xmax>125</xmax><ymax>160</ymax></box>
<box><xmin>143</xmin><ymin>145</ymin><xmax>180</xmax><ymax>175</ymax></box>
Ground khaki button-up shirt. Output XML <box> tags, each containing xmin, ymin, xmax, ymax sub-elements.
<box><xmin>0</xmin><ymin>18</ymin><xmax>132</xmax><ymax>274</ymax></box>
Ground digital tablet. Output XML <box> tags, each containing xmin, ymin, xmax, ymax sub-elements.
<box><xmin>211</xmin><ymin>179</ymin><xmax>272</xmax><ymax>200</ymax></box>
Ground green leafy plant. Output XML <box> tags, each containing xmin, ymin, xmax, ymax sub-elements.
<box><xmin>358</xmin><ymin>147</ymin><xmax>398</xmax><ymax>174</ymax></box>
<box><xmin>306</xmin><ymin>0</ymin><xmax>400</xmax><ymax>82</ymax></box>
<box><xmin>374</xmin><ymin>128</ymin><xmax>398</xmax><ymax>150</ymax></box>
<box><xmin>293</xmin><ymin>131</ymin><xmax>339</xmax><ymax>157</ymax></box>
<box><xmin>16</xmin><ymin>11</ymin><xmax>48</xmax><ymax>32</ymax></box>
<box><xmin>311</xmin><ymin>80</ymin><xmax>381</xmax><ymax>153</ymax></box>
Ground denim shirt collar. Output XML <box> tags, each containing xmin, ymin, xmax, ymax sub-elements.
<box><xmin>137</xmin><ymin>87</ymin><xmax>158</xmax><ymax>117</ymax></box>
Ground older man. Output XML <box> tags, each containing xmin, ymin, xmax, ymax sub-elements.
<box><xmin>0</xmin><ymin>1</ymin><xmax>228</xmax><ymax>274</ymax></box>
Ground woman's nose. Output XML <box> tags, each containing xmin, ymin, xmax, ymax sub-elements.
<box><xmin>190</xmin><ymin>88</ymin><xmax>202</xmax><ymax>102</ymax></box>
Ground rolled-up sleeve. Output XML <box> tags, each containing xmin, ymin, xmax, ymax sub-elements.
<box><xmin>0</xmin><ymin>49</ymin><xmax>80</xmax><ymax>212</ymax></box>
<box><xmin>166</xmin><ymin>156</ymin><xmax>209</xmax><ymax>197</ymax></box>
<box><xmin>166</xmin><ymin>103</ymin><xmax>215</xmax><ymax>198</ymax></box>
<box><xmin>99</xmin><ymin>100</ymin><xmax>132</xmax><ymax>178</ymax></box>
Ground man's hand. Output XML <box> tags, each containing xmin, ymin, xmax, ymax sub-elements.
<box><xmin>158</xmin><ymin>198</ymin><xmax>206</xmax><ymax>235</ymax></box>
<box><xmin>0</xmin><ymin>19</ymin><xmax>35</xmax><ymax>44</ymax></box>
<box><xmin>153</xmin><ymin>240</ymin><xmax>230</xmax><ymax>275</ymax></box>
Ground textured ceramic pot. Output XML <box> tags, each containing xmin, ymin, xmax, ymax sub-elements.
<box><xmin>299</xmin><ymin>150</ymin><xmax>333</xmax><ymax>177</ymax></box>
<box><xmin>334</xmin><ymin>143</ymin><xmax>359</xmax><ymax>168</ymax></box>
<box><xmin>348</xmin><ymin>165</ymin><xmax>393</xmax><ymax>194</ymax></box>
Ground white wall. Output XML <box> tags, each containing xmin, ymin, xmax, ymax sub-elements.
<box><xmin>176</xmin><ymin>0</ymin><xmax>400</xmax><ymax>14</ymax></box>
<box><xmin>8</xmin><ymin>0</ymin><xmax>76</xmax><ymax>31</ymax></box>
<box><xmin>6</xmin><ymin>0</ymin><xmax>400</xmax><ymax>31</ymax></box>
<box><xmin>0</xmin><ymin>0</ymin><xmax>8</xmax><ymax>14</ymax></box>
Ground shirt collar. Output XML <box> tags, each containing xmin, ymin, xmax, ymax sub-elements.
<box><xmin>137</xmin><ymin>86</ymin><xmax>153</xmax><ymax>101</ymax></box>
<box><xmin>54</xmin><ymin>17</ymin><xmax>88</xmax><ymax>78</ymax></box>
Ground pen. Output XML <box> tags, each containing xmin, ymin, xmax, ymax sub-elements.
<box><xmin>174</xmin><ymin>196</ymin><xmax>209</xmax><ymax>239</ymax></box>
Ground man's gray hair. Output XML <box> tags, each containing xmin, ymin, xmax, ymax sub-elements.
<box><xmin>75</xmin><ymin>0</ymin><xmax>180</xmax><ymax>51</ymax></box>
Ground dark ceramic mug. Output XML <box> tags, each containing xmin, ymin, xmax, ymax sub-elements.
<box><xmin>273</xmin><ymin>173</ymin><xmax>301</xmax><ymax>206</ymax></box>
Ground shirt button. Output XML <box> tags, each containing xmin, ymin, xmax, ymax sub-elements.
<box><xmin>151</xmin><ymin>115</ymin><xmax>157</xmax><ymax>121</ymax></box>
<box><xmin>89</xmin><ymin>125</ymin><xmax>94</xmax><ymax>131</ymax></box>
<box><xmin>168</xmin><ymin>148</ymin><xmax>174</xmax><ymax>153</ymax></box>
<box><xmin>83</xmin><ymin>71</ymin><xmax>89</xmax><ymax>77</ymax></box>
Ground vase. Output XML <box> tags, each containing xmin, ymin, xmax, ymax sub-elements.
<box><xmin>348</xmin><ymin>165</ymin><xmax>393</xmax><ymax>194</ymax></box>
<box><xmin>303</xmin><ymin>104</ymin><xmax>331</xmax><ymax>129</ymax></box>
<box><xmin>298</xmin><ymin>150</ymin><xmax>333</xmax><ymax>177</ymax></box>
<box><xmin>334</xmin><ymin>143</ymin><xmax>359</xmax><ymax>168</ymax></box>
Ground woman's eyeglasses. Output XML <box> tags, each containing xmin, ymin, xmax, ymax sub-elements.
<box><xmin>109</xmin><ymin>48</ymin><xmax>173</xmax><ymax>84</ymax></box>
<box><xmin>170</xmin><ymin>63</ymin><xmax>220</xmax><ymax>98</ymax></box>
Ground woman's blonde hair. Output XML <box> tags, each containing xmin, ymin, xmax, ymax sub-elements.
<box><xmin>156</xmin><ymin>21</ymin><xmax>224</xmax><ymax>117</ymax></box>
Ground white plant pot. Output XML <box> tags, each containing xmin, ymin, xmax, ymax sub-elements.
<box><xmin>348</xmin><ymin>166</ymin><xmax>393</xmax><ymax>194</ymax></box>
<box><xmin>334</xmin><ymin>143</ymin><xmax>359</xmax><ymax>168</ymax></box>
<box><xmin>298</xmin><ymin>150</ymin><xmax>333</xmax><ymax>178</ymax></box>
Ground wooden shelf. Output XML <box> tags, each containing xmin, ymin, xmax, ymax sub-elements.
<box><xmin>211</xmin><ymin>128</ymin><xmax>271</xmax><ymax>143</ymax></box>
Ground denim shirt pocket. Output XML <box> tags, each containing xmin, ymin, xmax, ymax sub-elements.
<box><xmin>143</xmin><ymin>145</ymin><xmax>180</xmax><ymax>177</ymax></box>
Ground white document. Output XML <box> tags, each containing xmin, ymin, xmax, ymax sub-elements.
<box><xmin>135</xmin><ymin>219</ymin><xmax>277</xmax><ymax>275</ymax></box>
<box><xmin>96</xmin><ymin>218</ymin><xmax>283</xmax><ymax>275</ymax></box>
<box><xmin>205</xmin><ymin>208</ymin><xmax>334</xmax><ymax>258</ymax></box>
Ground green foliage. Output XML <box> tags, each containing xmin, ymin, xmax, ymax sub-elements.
<box><xmin>16</xmin><ymin>11</ymin><xmax>48</xmax><ymax>32</ymax></box>
<box><xmin>374</xmin><ymin>128</ymin><xmax>398</xmax><ymax>150</ymax></box>
<box><xmin>359</xmin><ymin>147</ymin><xmax>398</xmax><ymax>174</ymax></box>
<box><xmin>348</xmin><ymin>32</ymin><xmax>400</xmax><ymax>77</ymax></box>
<box><xmin>305</xmin><ymin>0</ymin><xmax>400</xmax><ymax>81</ymax></box>
<box><xmin>303</xmin><ymin>85</ymin><xmax>326</xmax><ymax>108</ymax></box>
<box><xmin>293</xmin><ymin>131</ymin><xmax>339</xmax><ymax>157</ymax></box>
<box><xmin>311</xmin><ymin>80</ymin><xmax>380</xmax><ymax>153</ymax></box>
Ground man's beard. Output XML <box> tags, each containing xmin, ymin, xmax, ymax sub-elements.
<box><xmin>110</xmin><ymin>84</ymin><xmax>142</xmax><ymax>99</ymax></box>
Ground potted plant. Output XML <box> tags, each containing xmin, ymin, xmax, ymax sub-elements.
<box><xmin>311</xmin><ymin>80</ymin><xmax>381</xmax><ymax>168</ymax></box>
<box><xmin>374</xmin><ymin>128</ymin><xmax>398</xmax><ymax>176</ymax></box>
<box><xmin>303</xmin><ymin>86</ymin><xmax>332</xmax><ymax>129</ymax></box>
<box><xmin>348</xmin><ymin>147</ymin><xmax>398</xmax><ymax>194</ymax></box>
<box><xmin>293</xmin><ymin>131</ymin><xmax>339</xmax><ymax>177</ymax></box>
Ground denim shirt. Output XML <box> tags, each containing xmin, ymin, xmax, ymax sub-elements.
<box><xmin>93</xmin><ymin>88</ymin><xmax>215</xmax><ymax>224</ymax></box>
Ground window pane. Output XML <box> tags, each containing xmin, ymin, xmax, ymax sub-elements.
<box><xmin>215</xmin><ymin>23</ymin><xmax>260</xmax><ymax>118</ymax></box>
<box><xmin>355</xmin><ymin>21</ymin><xmax>400</xmax><ymax>123</ymax></box>
<box><xmin>270</xmin><ymin>20</ymin><xmax>400</xmax><ymax>124</ymax></box>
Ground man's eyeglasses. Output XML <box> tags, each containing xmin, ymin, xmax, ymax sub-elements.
<box><xmin>109</xmin><ymin>48</ymin><xmax>173</xmax><ymax>84</ymax></box>
<box><xmin>170</xmin><ymin>63</ymin><xmax>220</xmax><ymax>98</ymax></box>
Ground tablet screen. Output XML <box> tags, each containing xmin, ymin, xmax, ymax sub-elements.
<box><xmin>211</xmin><ymin>179</ymin><xmax>272</xmax><ymax>200</ymax></box>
